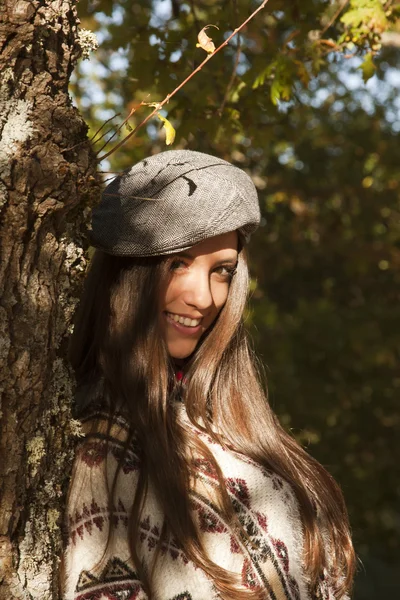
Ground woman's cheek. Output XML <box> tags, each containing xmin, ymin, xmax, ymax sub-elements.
<box><xmin>213</xmin><ymin>282</ymin><xmax>230</xmax><ymax>312</ymax></box>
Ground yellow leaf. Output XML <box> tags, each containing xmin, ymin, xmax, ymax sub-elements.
<box><xmin>157</xmin><ymin>114</ymin><xmax>176</xmax><ymax>145</ymax></box>
<box><xmin>196</xmin><ymin>24</ymin><xmax>219</xmax><ymax>53</ymax></box>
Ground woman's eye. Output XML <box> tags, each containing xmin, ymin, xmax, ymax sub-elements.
<box><xmin>214</xmin><ymin>265</ymin><xmax>237</xmax><ymax>280</ymax></box>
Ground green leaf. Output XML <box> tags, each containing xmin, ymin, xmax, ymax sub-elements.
<box><xmin>358</xmin><ymin>52</ymin><xmax>377</xmax><ymax>82</ymax></box>
<box><xmin>311</xmin><ymin>56</ymin><xmax>327</xmax><ymax>76</ymax></box>
<box><xmin>252</xmin><ymin>67</ymin><xmax>270</xmax><ymax>90</ymax></box>
<box><xmin>270</xmin><ymin>79</ymin><xmax>292</xmax><ymax>105</ymax></box>
<box><xmin>340</xmin><ymin>1</ymin><xmax>388</xmax><ymax>33</ymax></box>
<box><xmin>230</xmin><ymin>81</ymin><xmax>246</xmax><ymax>103</ymax></box>
<box><xmin>227</xmin><ymin>108</ymin><xmax>240</xmax><ymax>120</ymax></box>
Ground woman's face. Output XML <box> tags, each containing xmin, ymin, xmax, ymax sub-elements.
<box><xmin>161</xmin><ymin>231</ymin><xmax>238</xmax><ymax>360</ymax></box>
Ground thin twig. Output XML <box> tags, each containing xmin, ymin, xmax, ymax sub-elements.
<box><xmin>318</xmin><ymin>39</ymin><xmax>341</xmax><ymax>50</ymax></box>
<box><xmin>61</xmin><ymin>113</ymin><xmax>121</xmax><ymax>154</ymax></box>
<box><xmin>93</xmin><ymin>124</ymin><xmax>121</xmax><ymax>147</ymax></box>
<box><xmin>95</xmin><ymin>100</ymin><xmax>147</xmax><ymax>155</ymax></box>
<box><xmin>89</xmin><ymin>113</ymin><xmax>121</xmax><ymax>144</ymax></box>
<box><xmin>282</xmin><ymin>28</ymin><xmax>300</xmax><ymax>50</ymax></box>
<box><xmin>97</xmin><ymin>0</ymin><xmax>270</xmax><ymax>163</ymax></box>
<box><xmin>218</xmin><ymin>40</ymin><xmax>241</xmax><ymax>115</ymax></box>
<box><xmin>61</xmin><ymin>113</ymin><xmax>119</xmax><ymax>153</ymax></box>
<box><xmin>320</xmin><ymin>0</ymin><xmax>349</xmax><ymax>37</ymax></box>
<box><xmin>218</xmin><ymin>0</ymin><xmax>242</xmax><ymax>116</ymax></box>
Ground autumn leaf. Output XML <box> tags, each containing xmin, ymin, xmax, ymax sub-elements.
<box><xmin>196</xmin><ymin>25</ymin><xmax>219</xmax><ymax>53</ymax></box>
<box><xmin>157</xmin><ymin>114</ymin><xmax>176</xmax><ymax>145</ymax></box>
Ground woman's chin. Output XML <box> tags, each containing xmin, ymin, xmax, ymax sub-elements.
<box><xmin>167</xmin><ymin>346</ymin><xmax>196</xmax><ymax>360</ymax></box>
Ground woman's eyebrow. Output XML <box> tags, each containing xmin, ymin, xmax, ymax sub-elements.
<box><xmin>174</xmin><ymin>252</ymin><xmax>237</xmax><ymax>264</ymax></box>
<box><xmin>174</xmin><ymin>251</ymin><xmax>194</xmax><ymax>260</ymax></box>
<box><xmin>213</xmin><ymin>256</ymin><xmax>238</xmax><ymax>266</ymax></box>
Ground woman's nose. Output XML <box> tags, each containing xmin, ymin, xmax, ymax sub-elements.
<box><xmin>183</xmin><ymin>271</ymin><xmax>213</xmax><ymax>311</ymax></box>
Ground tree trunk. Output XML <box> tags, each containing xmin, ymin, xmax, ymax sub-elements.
<box><xmin>0</xmin><ymin>1</ymin><xmax>98</xmax><ymax>598</ymax></box>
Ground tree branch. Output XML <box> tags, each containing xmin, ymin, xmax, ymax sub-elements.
<box><xmin>95</xmin><ymin>100</ymin><xmax>147</xmax><ymax>155</ymax></box>
<box><xmin>97</xmin><ymin>0</ymin><xmax>270</xmax><ymax>162</ymax></box>
<box><xmin>320</xmin><ymin>0</ymin><xmax>349</xmax><ymax>37</ymax></box>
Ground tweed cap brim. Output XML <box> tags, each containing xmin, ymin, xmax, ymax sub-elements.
<box><xmin>91</xmin><ymin>149</ymin><xmax>260</xmax><ymax>257</ymax></box>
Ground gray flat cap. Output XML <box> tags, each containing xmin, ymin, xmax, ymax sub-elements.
<box><xmin>91</xmin><ymin>149</ymin><xmax>260</xmax><ymax>257</ymax></box>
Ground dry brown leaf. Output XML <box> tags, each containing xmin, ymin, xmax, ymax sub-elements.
<box><xmin>196</xmin><ymin>24</ymin><xmax>219</xmax><ymax>53</ymax></box>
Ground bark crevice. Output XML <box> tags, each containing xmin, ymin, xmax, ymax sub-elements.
<box><xmin>0</xmin><ymin>1</ymin><xmax>99</xmax><ymax>598</ymax></box>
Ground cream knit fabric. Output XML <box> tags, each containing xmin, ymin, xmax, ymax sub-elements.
<box><xmin>63</xmin><ymin>405</ymin><xmax>339</xmax><ymax>600</ymax></box>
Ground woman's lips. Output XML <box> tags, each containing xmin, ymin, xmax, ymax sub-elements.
<box><xmin>164</xmin><ymin>312</ymin><xmax>203</xmax><ymax>336</ymax></box>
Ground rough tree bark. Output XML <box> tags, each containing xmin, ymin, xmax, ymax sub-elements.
<box><xmin>0</xmin><ymin>1</ymin><xmax>99</xmax><ymax>598</ymax></box>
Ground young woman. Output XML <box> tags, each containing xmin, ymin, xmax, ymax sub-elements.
<box><xmin>63</xmin><ymin>150</ymin><xmax>355</xmax><ymax>600</ymax></box>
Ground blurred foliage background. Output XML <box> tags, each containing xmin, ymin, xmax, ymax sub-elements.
<box><xmin>72</xmin><ymin>0</ymin><xmax>400</xmax><ymax>596</ymax></box>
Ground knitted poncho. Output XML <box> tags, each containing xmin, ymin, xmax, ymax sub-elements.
<box><xmin>63</xmin><ymin>404</ymin><xmax>340</xmax><ymax>600</ymax></box>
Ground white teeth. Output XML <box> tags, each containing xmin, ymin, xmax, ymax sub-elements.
<box><xmin>167</xmin><ymin>313</ymin><xmax>201</xmax><ymax>327</ymax></box>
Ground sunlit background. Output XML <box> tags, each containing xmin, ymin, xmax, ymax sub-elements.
<box><xmin>72</xmin><ymin>1</ymin><xmax>400</xmax><ymax>597</ymax></box>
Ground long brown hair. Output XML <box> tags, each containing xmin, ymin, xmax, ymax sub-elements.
<box><xmin>69</xmin><ymin>248</ymin><xmax>355</xmax><ymax>599</ymax></box>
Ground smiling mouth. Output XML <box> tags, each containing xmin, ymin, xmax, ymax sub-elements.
<box><xmin>166</xmin><ymin>312</ymin><xmax>202</xmax><ymax>328</ymax></box>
